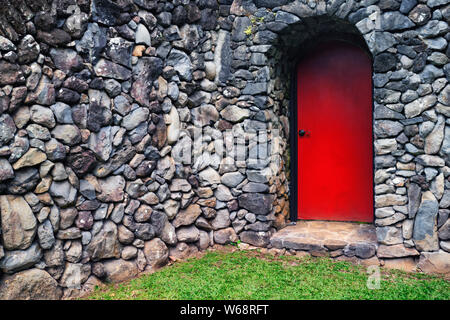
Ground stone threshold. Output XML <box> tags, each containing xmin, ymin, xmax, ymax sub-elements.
<box><xmin>270</xmin><ymin>220</ymin><xmax>379</xmax><ymax>260</ymax></box>
<box><xmin>269</xmin><ymin>220</ymin><xmax>450</xmax><ymax>277</ymax></box>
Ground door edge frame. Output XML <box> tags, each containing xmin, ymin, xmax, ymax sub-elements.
<box><xmin>288</xmin><ymin>60</ymin><xmax>299</xmax><ymax>222</ymax></box>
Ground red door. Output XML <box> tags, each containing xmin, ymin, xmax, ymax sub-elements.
<box><xmin>297</xmin><ymin>40</ymin><xmax>373</xmax><ymax>222</ymax></box>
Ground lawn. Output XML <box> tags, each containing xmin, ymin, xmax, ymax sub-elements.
<box><xmin>85</xmin><ymin>248</ymin><xmax>449</xmax><ymax>300</ymax></box>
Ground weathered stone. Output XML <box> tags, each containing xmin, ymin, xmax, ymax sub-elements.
<box><xmin>166</xmin><ymin>106</ymin><xmax>180</xmax><ymax>144</ymax></box>
<box><xmin>0</xmin><ymin>114</ymin><xmax>16</xmax><ymax>146</ymax></box>
<box><xmin>134</xmin><ymin>204</ymin><xmax>152</xmax><ymax>223</ymax></box>
<box><xmin>405</xmin><ymin>95</ymin><xmax>437</xmax><ymax>118</ymax></box>
<box><xmin>408</xmin><ymin>4</ymin><xmax>431</xmax><ymax>25</ymax></box>
<box><xmin>122</xmin><ymin>107</ymin><xmax>149</xmax><ymax>130</ymax></box>
<box><xmin>172</xmin><ymin>204</ymin><xmax>202</xmax><ymax>228</ymax></box>
<box><xmin>118</xmin><ymin>225</ymin><xmax>134</xmax><ymax>244</ymax></box>
<box><xmin>417</xmin><ymin>251</ymin><xmax>450</xmax><ymax>275</ymax></box>
<box><xmin>0</xmin><ymin>158</ymin><xmax>14</xmax><ymax>181</ymax></box>
<box><xmin>0</xmin><ymin>61</ymin><xmax>25</xmax><ymax>85</ymax></box>
<box><xmin>376</xmin><ymin>212</ymin><xmax>406</xmax><ymax>226</ymax></box>
<box><xmin>67</xmin><ymin>151</ymin><xmax>97</xmax><ymax>176</ymax></box>
<box><xmin>176</xmin><ymin>225</ymin><xmax>200</xmax><ymax>243</ymax></box>
<box><xmin>214</xmin><ymin>227</ymin><xmax>238</xmax><ymax>244</ymax></box>
<box><xmin>0</xmin><ymin>269</ymin><xmax>62</xmax><ymax>299</ymax></box>
<box><xmin>161</xmin><ymin>221</ymin><xmax>177</xmax><ymax>246</ymax></box>
<box><xmin>407</xmin><ymin>183</ymin><xmax>421</xmax><ymax>218</ymax></box>
<box><xmin>17</xmin><ymin>35</ymin><xmax>40</xmax><ymax>64</ymax></box>
<box><xmin>439</xmin><ymin>219</ymin><xmax>450</xmax><ymax>240</ymax></box>
<box><xmin>143</xmin><ymin>238</ymin><xmax>169</xmax><ymax>268</ymax></box>
<box><xmin>0</xmin><ymin>243</ymin><xmax>42</xmax><ymax>273</ymax></box>
<box><xmin>45</xmin><ymin>139</ymin><xmax>66</xmax><ymax>161</ymax></box>
<box><xmin>49</xmin><ymin>181</ymin><xmax>77</xmax><ymax>208</ymax></box>
<box><xmin>75</xmin><ymin>211</ymin><xmax>94</xmax><ymax>231</ymax></box>
<box><xmin>87</xmin><ymin>126</ymin><xmax>113</xmax><ymax>162</ymax></box>
<box><xmin>7</xmin><ymin>168</ymin><xmax>40</xmax><ymax>195</ymax></box>
<box><xmin>51</xmin><ymin>125</ymin><xmax>81</xmax><ymax>146</ymax></box>
<box><xmin>105</xmin><ymin>37</ymin><xmax>133</xmax><ymax>68</ymax></box>
<box><xmin>343</xmin><ymin>243</ymin><xmax>377</xmax><ymax>259</ymax></box>
<box><xmin>168</xmin><ymin>242</ymin><xmax>193</xmax><ymax>260</ymax></box>
<box><xmin>86</xmin><ymin>221</ymin><xmax>120</xmax><ymax>261</ymax></box>
<box><xmin>376</xmin><ymin>226</ymin><xmax>403</xmax><ymax>245</ymax></box>
<box><xmin>198</xmin><ymin>167</ymin><xmax>221</xmax><ymax>185</ymax></box>
<box><xmin>120</xmin><ymin>246</ymin><xmax>137</xmax><ymax>260</ymax></box>
<box><xmin>50</xmin><ymin>48</ymin><xmax>83</xmax><ymax>74</ymax></box>
<box><xmin>76</xmin><ymin>23</ymin><xmax>107</xmax><ymax>64</ymax></box>
<box><xmin>416</xmin><ymin>154</ymin><xmax>445</xmax><ymax>167</ymax></box>
<box><xmin>210</xmin><ymin>209</ymin><xmax>231</xmax><ymax>230</ymax></box>
<box><xmin>377</xmin><ymin>244</ymin><xmax>420</xmax><ymax>258</ymax></box>
<box><xmin>413</xmin><ymin>191</ymin><xmax>439</xmax><ymax>251</ymax></box>
<box><xmin>37</xmin><ymin>220</ymin><xmax>55</xmax><ymax>250</ymax></box>
<box><xmin>103</xmin><ymin>259</ymin><xmax>139</xmax><ymax>283</ymax></box>
<box><xmin>240</xmin><ymin>231</ymin><xmax>270</xmax><ymax>247</ymax></box>
<box><xmin>36</xmin><ymin>29</ymin><xmax>71</xmax><ymax>46</ymax></box>
<box><xmin>94</xmin><ymin>59</ymin><xmax>131</xmax><ymax>80</ymax></box>
<box><xmin>56</xmin><ymin>227</ymin><xmax>81</xmax><ymax>240</ymax></box>
<box><xmin>375</xmin><ymin>138</ymin><xmax>397</xmax><ymax>155</ymax></box>
<box><xmin>381</xmin><ymin>11</ymin><xmax>415</xmax><ymax>30</ymax></box>
<box><xmin>91</xmin><ymin>0</ymin><xmax>127</xmax><ymax>26</ymax></box>
<box><xmin>374</xmin><ymin>120</ymin><xmax>403</xmax><ymax>138</ymax></box>
<box><xmin>238</xmin><ymin>193</ymin><xmax>274</xmax><ymax>215</ymax></box>
<box><xmin>135</xmin><ymin>23</ymin><xmax>151</xmax><ymax>46</ymax></box>
<box><xmin>425</xmin><ymin>115</ymin><xmax>445</xmax><ymax>154</ymax></box>
<box><xmin>131</xmin><ymin>57</ymin><xmax>163</xmax><ymax>107</ymax></box>
<box><xmin>12</xmin><ymin>148</ymin><xmax>47</xmax><ymax>170</ymax></box>
<box><xmin>242</xmin><ymin>182</ymin><xmax>269</xmax><ymax>193</ymax></box>
<box><xmin>374</xmin><ymin>53</ymin><xmax>397</xmax><ymax>73</ymax></box>
<box><xmin>191</xmin><ymin>104</ymin><xmax>219</xmax><ymax>127</ymax></box>
<box><xmin>0</xmin><ymin>195</ymin><xmax>36</xmax><ymax>250</ymax></box>
<box><xmin>167</xmin><ymin>49</ymin><xmax>193</xmax><ymax>81</ymax></box>
<box><xmin>97</xmin><ymin>175</ymin><xmax>125</xmax><ymax>202</ymax></box>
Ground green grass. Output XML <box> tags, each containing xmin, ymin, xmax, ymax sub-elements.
<box><xmin>85</xmin><ymin>249</ymin><xmax>449</xmax><ymax>300</ymax></box>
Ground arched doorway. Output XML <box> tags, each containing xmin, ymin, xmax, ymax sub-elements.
<box><xmin>296</xmin><ymin>40</ymin><xmax>373</xmax><ymax>222</ymax></box>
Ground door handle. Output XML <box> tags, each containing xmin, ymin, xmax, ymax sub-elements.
<box><xmin>298</xmin><ymin>129</ymin><xmax>309</xmax><ymax>137</ymax></box>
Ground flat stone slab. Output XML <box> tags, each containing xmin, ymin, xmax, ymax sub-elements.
<box><xmin>270</xmin><ymin>220</ymin><xmax>377</xmax><ymax>253</ymax></box>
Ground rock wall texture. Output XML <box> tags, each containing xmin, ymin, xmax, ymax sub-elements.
<box><xmin>0</xmin><ymin>0</ymin><xmax>449</xmax><ymax>298</ymax></box>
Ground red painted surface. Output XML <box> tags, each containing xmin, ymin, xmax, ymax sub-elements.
<box><xmin>297</xmin><ymin>40</ymin><xmax>373</xmax><ymax>222</ymax></box>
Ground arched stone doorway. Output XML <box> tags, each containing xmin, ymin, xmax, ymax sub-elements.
<box><xmin>256</xmin><ymin>13</ymin><xmax>376</xmax><ymax>225</ymax></box>
<box><xmin>235</xmin><ymin>0</ymin><xmax>448</xmax><ymax>269</ymax></box>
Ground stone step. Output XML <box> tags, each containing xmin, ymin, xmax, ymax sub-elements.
<box><xmin>270</xmin><ymin>220</ymin><xmax>378</xmax><ymax>259</ymax></box>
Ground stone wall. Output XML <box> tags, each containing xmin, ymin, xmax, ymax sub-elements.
<box><xmin>0</xmin><ymin>0</ymin><xmax>449</xmax><ymax>299</ymax></box>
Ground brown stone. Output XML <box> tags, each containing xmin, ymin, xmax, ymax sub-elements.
<box><xmin>143</xmin><ymin>238</ymin><xmax>169</xmax><ymax>268</ymax></box>
<box><xmin>172</xmin><ymin>204</ymin><xmax>202</xmax><ymax>228</ymax></box>
<box><xmin>103</xmin><ymin>259</ymin><xmax>139</xmax><ymax>283</ymax></box>
<box><xmin>382</xmin><ymin>257</ymin><xmax>418</xmax><ymax>272</ymax></box>
<box><xmin>324</xmin><ymin>239</ymin><xmax>348</xmax><ymax>250</ymax></box>
<box><xmin>377</xmin><ymin>244</ymin><xmax>420</xmax><ymax>258</ymax></box>
<box><xmin>197</xmin><ymin>197</ymin><xmax>216</xmax><ymax>208</ymax></box>
<box><xmin>0</xmin><ymin>61</ymin><xmax>25</xmax><ymax>85</ymax></box>
<box><xmin>67</xmin><ymin>150</ymin><xmax>97</xmax><ymax>176</ymax></box>
<box><xmin>86</xmin><ymin>221</ymin><xmax>120</xmax><ymax>261</ymax></box>
<box><xmin>97</xmin><ymin>175</ymin><xmax>126</xmax><ymax>202</ymax></box>
<box><xmin>417</xmin><ymin>251</ymin><xmax>450</xmax><ymax>277</ymax></box>
<box><xmin>214</xmin><ymin>227</ymin><xmax>238</xmax><ymax>244</ymax></box>
<box><xmin>0</xmin><ymin>269</ymin><xmax>62</xmax><ymax>300</ymax></box>
<box><xmin>133</xmin><ymin>45</ymin><xmax>146</xmax><ymax>57</ymax></box>
<box><xmin>169</xmin><ymin>242</ymin><xmax>198</xmax><ymax>261</ymax></box>
<box><xmin>0</xmin><ymin>195</ymin><xmax>37</xmax><ymax>250</ymax></box>
<box><xmin>240</xmin><ymin>231</ymin><xmax>271</xmax><ymax>247</ymax></box>
<box><xmin>12</xmin><ymin>148</ymin><xmax>47</xmax><ymax>170</ymax></box>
